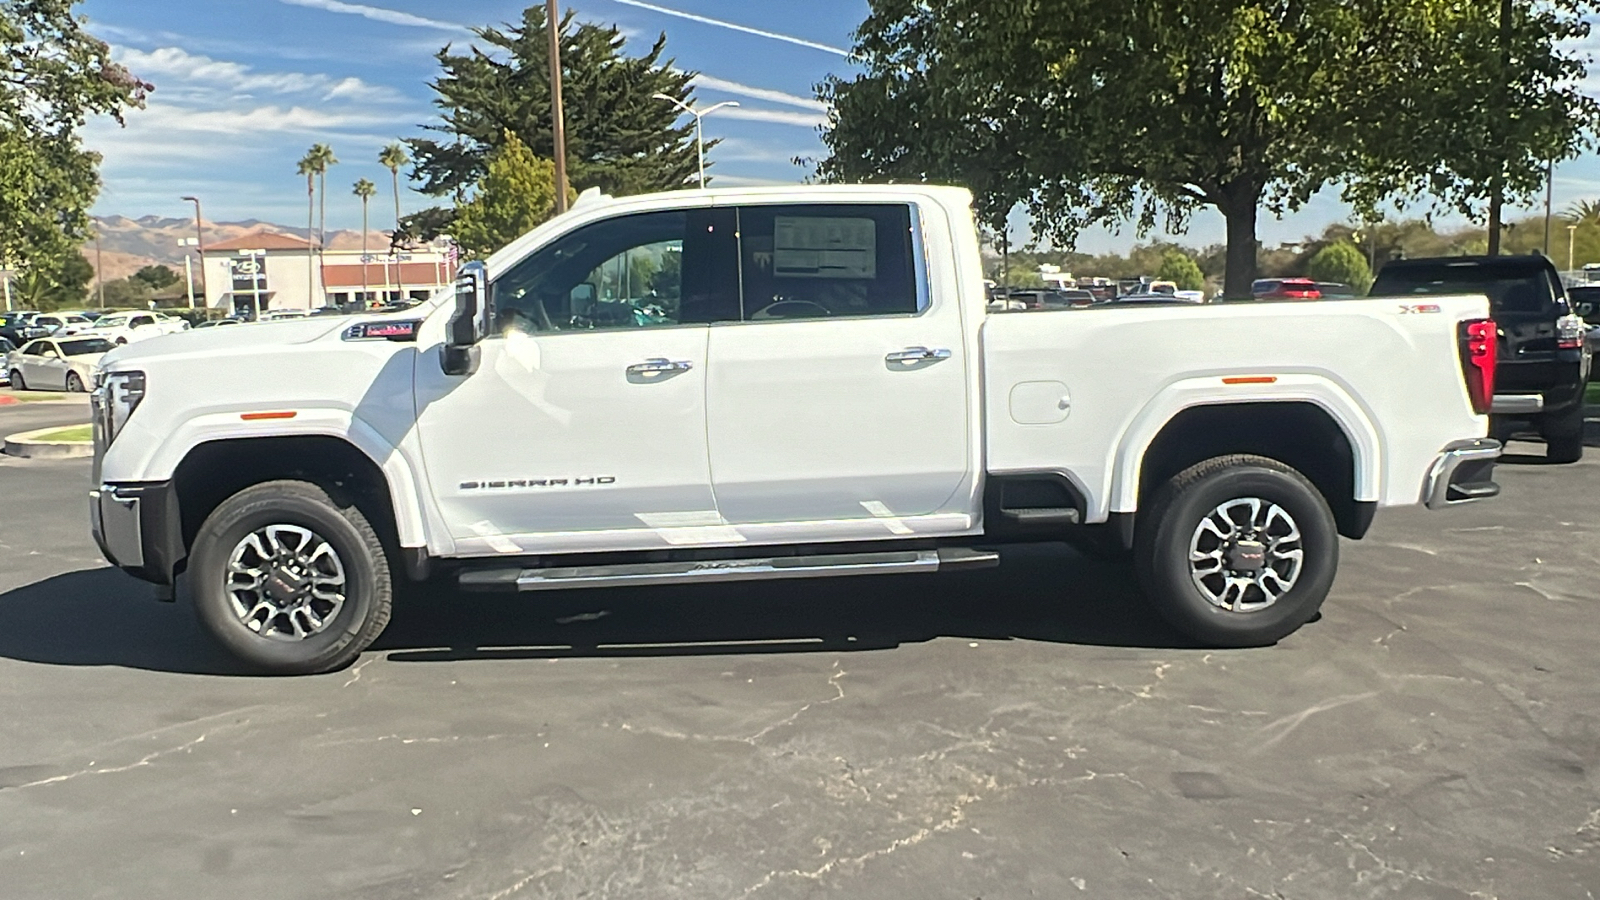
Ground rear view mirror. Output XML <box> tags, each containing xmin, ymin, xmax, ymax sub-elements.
<box><xmin>570</xmin><ymin>283</ymin><xmax>596</xmax><ymax>310</ymax></box>
<box><xmin>443</xmin><ymin>261</ymin><xmax>488</xmax><ymax>376</ymax></box>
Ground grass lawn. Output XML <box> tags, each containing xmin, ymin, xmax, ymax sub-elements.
<box><xmin>1588</xmin><ymin>382</ymin><xmax>1600</xmax><ymax>405</ymax></box>
<box><xmin>9</xmin><ymin>393</ymin><xmax>68</xmax><ymax>402</ymax></box>
<box><xmin>30</xmin><ymin>424</ymin><xmax>92</xmax><ymax>443</ymax></box>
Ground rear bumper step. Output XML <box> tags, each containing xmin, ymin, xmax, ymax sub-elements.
<box><xmin>1424</xmin><ymin>438</ymin><xmax>1502</xmax><ymax>510</ymax></box>
<box><xmin>458</xmin><ymin>547</ymin><xmax>1001</xmax><ymax>593</ymax></box>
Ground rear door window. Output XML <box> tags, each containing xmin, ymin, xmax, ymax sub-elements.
<box><xmin>733</xmin><ymin>204</ymin><xmax>921</xmax><ymax>320</ymax></box>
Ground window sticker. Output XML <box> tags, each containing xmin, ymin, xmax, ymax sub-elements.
<box><xmin>773</xmin><ymin>216</ymin><xmax>876</xmax><ymax>279</ymax></box>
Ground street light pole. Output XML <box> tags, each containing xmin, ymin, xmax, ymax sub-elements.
<box><xmin>1568</xmin><ymin>224</ymin><xmax>1578</xmax><ymax>274</ymax></box>
<box><xmin>652</xmin><ymin>94</ymin><xmax>740</xmax><ymax>186</ymax></box>
<box><xmin>182</xmin><ymin>196</ymin><xmax>207</xmax><ymax>307</ymax></box>
<box><xmin>546</xmin><ymin>0</ymin><xmax>569</xmax><ymax>214</ymax></box>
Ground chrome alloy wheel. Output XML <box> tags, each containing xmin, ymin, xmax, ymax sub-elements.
<box><xmin>1186</xmin><ymin>498</ymin><xmax>1304</xmax><ymax>613</ymax></box>
<box><xmin>225</xmin><ymin>524</ymin><xmax>348</xmax><ymax>641</ymax></box>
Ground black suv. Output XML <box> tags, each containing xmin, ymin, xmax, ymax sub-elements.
<box><xmin>1371</xmin><ymin>255</ymin><xmax>1591</xmax><ymax>462</ymax></box>
<box><xmin>0</xmin><ymin>311</ymin><xmax>47</xmax><ymax>346</ymax></box>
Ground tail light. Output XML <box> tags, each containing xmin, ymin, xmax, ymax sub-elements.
<box><xmin>1556</xmin><ymin>314</ymin><xmax>1586</xmax><ymax>350</ymax></box>
<box><xmin>1458</xmin><ymin>318</ymin><xmax>1496</xmax><ymax>416</ymax></box>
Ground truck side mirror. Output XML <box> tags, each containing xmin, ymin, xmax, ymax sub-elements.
<box><xmin>442</xmin><ymin>261</ymin><xmax>488</xmax><ymax>376</ymax></box>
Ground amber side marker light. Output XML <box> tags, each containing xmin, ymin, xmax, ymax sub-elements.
<box><xmin>1222</xmin><ymin>376</ymin><xmax>1278</xmax><ymax>385</ymax></box>
<box><xmin>240</xmin><ymin>411</ymin><xmax>298</xmax><ymax>421</ymax></box>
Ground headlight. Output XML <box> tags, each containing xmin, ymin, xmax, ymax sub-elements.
<box><xmin>94</xmin><ymin>370</ymin><xmax>146</xmax><ymax>447</ymax></box>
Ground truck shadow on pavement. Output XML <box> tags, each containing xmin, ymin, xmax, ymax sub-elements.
<box><xmin>0</xmin><ymin>544</ymin><xmax>1197</xmax><ymax>675</ymax></box>
<box><xmin>1497</xmin><ymin>416</ymin><xmax>1600</xmax><ymax>465</ymax></box>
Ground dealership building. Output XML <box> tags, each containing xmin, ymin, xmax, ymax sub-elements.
<box><xmin>198</xmin><ymin>232</ymin><xmax>457</xmax><ymax>316</ymax></box>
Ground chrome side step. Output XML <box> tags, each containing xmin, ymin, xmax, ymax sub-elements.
<box><xmin>458</xmin><ymin>547</ymin><xmax>1000</xmax><ymax>593</ymax></box>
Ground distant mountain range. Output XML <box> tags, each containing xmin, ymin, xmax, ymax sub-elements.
<box><xmin>85</xmin><ymin>215</ymin><xmax>395</xmax><ymax>283</ymax></box>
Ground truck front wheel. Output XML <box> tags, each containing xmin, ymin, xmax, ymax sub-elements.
<box><xmin>189</xmin><ymin>480</ymin><xmax>393</xmax><ymax>674</ymax></box>
<box><xmin>1134</xmin><ymin>455</ymin><xmax>1338</xmax><ymax>648</ymax></box>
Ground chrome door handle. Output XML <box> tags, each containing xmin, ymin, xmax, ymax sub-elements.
<box><xmin>885</xmin><ymin>346</ymin><xmax>952</xmax><ymax>363</ymax></box>
<box><xmin>626</xmin><ymin>357</ymin><xmax>693</xmax><ymax>375</ymax></box>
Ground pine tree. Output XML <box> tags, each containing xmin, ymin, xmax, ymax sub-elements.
<box><xmin>407</xmin><ymin>4</ymin><xmax>699</xmax><ymax>235</ymax></box>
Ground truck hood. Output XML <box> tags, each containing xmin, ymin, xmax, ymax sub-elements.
<box><xmin>97</xmin><ymin>307</ymin><xmax>439</xmax><ymax>370</ymax></box>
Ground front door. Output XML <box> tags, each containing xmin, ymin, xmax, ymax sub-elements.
<box><xmin>704</xmin><ymin>202</ymin><xmax>973</xmax><ymax>535</ymax></box>
<box><xmin>414</xmin><ymin>206</ymin><xmax>742</xmax><ymax>555</ymax></box>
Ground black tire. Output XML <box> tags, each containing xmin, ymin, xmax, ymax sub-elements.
<box><xmin>1540</xmin><ymin>401</ymin><xmax>1586</xmax><ymax>464</ymax></box>
<box><xmin>8</xmin><ymin>369</ymin><xmax>22</xmax><ymax>391</ymax></box>
<box><xmin>189</xmin><ymin>480</ymin><xmax>392</xmax><ymax>674</ymax></box>
<box><xmin>1134</xmin><ymin>455</ymin><xmax>1338</xmax><ymax>647</ymax></box>
<box><xmin>64</xmin><ymin>371</ymin><xmax>84</xmax><ymax>393</ymax></box>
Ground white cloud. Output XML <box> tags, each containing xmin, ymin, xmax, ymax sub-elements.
<box><xmin>276</xmin><ymin>0</ymin><xmax>471</xmax><ymax>34</ymax></box>
<box><xmin>606</xmin><ymin>0</ymin><xmax>848</xmax><ymax>56</ymax></box>
<box><xmin>116</xmin><ymin>46</ymin><xmax>407</xmax><ymax>104</ymax></box>
<box><xmin>690</xmin><ymin>74</ymin><xmax>826</xmax><ymax>111</ymax></box>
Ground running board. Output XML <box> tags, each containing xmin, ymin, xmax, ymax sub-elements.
<box><xmin>457</xmin><ymin>547</ymin><xmax>1000</xmax><ymax>593</ymax></box>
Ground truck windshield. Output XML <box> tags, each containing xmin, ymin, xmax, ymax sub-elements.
<box><xmin>1370</xmin><ymin>264</ymin><xmax>1555</xmax><ymax>314</ymax></box>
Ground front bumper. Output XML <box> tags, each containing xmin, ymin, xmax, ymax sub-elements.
<box><xmin>1423</xmin><ymin>439</ymin><xmax>1502</xmax><ymax>510</ymax></box>
<box><xmin>90</xmin><ymin>481</ymin><xmax>185</xmax><ymax>588</ymax></box>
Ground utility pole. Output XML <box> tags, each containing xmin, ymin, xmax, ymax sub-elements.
<box><xmin>1544</xmin><ymin>157</ymin><xmax>1554</xmax><ymax>255</ymax></box>
<box><xmin>1568</xmin><ymin>224</ymin><xmax>1577</xmax><ymax>274</ymax></box>
<box><xmin>182</xmin><ymin>196</ymin><xmax>207</xmax><ymax>306</ymax></box>
<box><xmin>547</xmin><ymin>0</ymin><xmax>569</xmax><ymax>214</ymax></box>
<box><xmin>94</xmin><ymin>232</ymin><xmax>105</xmax><ymax>307</ymax></box>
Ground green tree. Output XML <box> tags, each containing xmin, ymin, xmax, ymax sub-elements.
<box><xmin>818</xmin><ymin>0</ymin><xmax>1597</xmax><ymax>298</ymax></box>
<box><xmin>12</xmin><ymin>249</ymin><xmax>92</xmax><ymax>310</ymax></box>
<box><xmin>131</xmin><ymin>264</ymin><xmax>179</xmax><ymax>290</ymax></box>
<box><xmin>1306</xmin><ymin>242</ymin><xmax>1374</xmax><ymax>293</ymax></box>
<box><xmin>295</xmin><ymin>150</ymin><xmax>317</xmax><ymax>302</ymax></box>
<box><xmin>1156</xmin><ymin>250</ymin><xmax>1205</xmax><ymax>292</ymax></box>
<box><xmin>1342</xmin><ymin>1</ymin><xmax>1597</xmax><ymax>255</ymax></box>
<box><xmin>451</xmin><ymin>131</ymin><xmax>572</xmax><ymax>258</ymax></box>
<box><xmin>409</xmin><ymin>5</ymin><xmax>698</xmax><ymax>219</ymax></box>
<box><xmin>1</xmin><ymin>1</ymin><xmax>148</xmax><ymax>290</ymax></box>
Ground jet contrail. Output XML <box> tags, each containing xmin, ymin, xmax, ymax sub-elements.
<box><xmin>609</xmin><ymin>0</ymin><xmax>849</xmax><ymax>56</ymax></box>
<box><xmin>277</xmin><ymin>0</ymin><xmax>471</xmax><ymax>34</ymax></box>
<box><xmin>689</xmin><ymin>73</ymin><xmax>827</xmax><ymax>111</ymax></box>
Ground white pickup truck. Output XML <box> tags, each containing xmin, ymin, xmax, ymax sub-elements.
<box><xmin>89</xmin><ymin>185</ymin><xmax>1502</xmax><ymax>674</ymax></box>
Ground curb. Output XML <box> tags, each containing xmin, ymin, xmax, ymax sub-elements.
<box><xmin>3</xmin><ymin>425</ymin><xmax>94</xmax><ymax>459</ymax></box>
<box><xmin>0</xmin><ymin>396</ymin><xmax>16</xmax><ymax>406</ymax></box>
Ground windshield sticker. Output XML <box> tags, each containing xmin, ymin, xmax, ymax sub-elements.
<box><xmin>773</xmin><ymin>216</ymin><xmax>876</xmax><ymax>279</ymax></box>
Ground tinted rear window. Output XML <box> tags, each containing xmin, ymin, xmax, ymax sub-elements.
<box><xmin>1371</xmin><ymin>264</ymin><xmax>1555</xmax><ymax>313</ymax></box>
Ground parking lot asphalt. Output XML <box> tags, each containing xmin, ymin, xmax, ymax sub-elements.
<box><xmin>0</xmin><ymin>410</ymin><xmax>1597</xmax><ymax>899</ymax></box>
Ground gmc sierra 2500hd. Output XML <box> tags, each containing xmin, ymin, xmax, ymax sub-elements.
<box><xmin>90</xmin><ymin>185</ymin><xmax>1502</xmax><ymax>674</ymax></box>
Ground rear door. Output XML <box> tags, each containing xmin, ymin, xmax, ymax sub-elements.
<box><xmin>703</xmin><ymin>201</ymin><xmax>973</xmax><ymax>537</ymax></box>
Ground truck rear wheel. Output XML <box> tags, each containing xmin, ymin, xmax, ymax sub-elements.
<box><xmin>1540</xmin><ymin>401</ymin><xmax>1586</xmax><ymax>464</ymax></box>
<box><xmin>189</xmin><ymin>480</ymin><xmax>392</xmax><ymax>674</ymax></box>
<box><xmin>1134</xmin><ymin>455</ymin><xmax>1338</xmax><ymax>647</ymax></box>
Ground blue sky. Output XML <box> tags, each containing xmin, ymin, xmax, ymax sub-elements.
<box><xmin>81</xmin><ymin>0</ymin><xmax>1600</xmax><ymax>254</ymax></box>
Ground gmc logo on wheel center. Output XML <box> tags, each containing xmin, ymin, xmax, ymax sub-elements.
<box><xmin>459</xmin><ymin>477</ymin><xmax>617</xmax><ymax>491</ymax></box>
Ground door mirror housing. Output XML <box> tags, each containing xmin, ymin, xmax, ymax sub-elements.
<box><xmin>443</xmin><ymin>261</ymin><xmax>489</xmax><ymax>376</ymax></box>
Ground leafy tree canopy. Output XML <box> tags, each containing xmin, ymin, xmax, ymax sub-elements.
<box><xmin>819</xmin><ymin>0</ymin><xmax>1597</xmax><ymax>297</ymax></box>
<box><xmin>1</xmin><ymin>1</ymin><xmax>148</xmax><ymax>277</ymax></box>
<box><xmin>451</xmin><ymin>131</ymin><xmax>574</xmax><ymax>258</ymax></box>
<box><xmin>409</xmin><ymin>5</ymin><xmax>700</xmax><ymax>217</ymax></box>
<box><xmin>1156</xmin><ymin>250</ymin><xmax>1205</xmax><ymax>292</ymax></box>
<box><xmin>10</xmin><ymin>249</ymin><xmax>92</xmax><ymax>310</ymax></box>
<box><xmin>131</xmin><ymin>264</ymin><xmax>179</xmax><ymax>290</ymax></box>
<box><xmin>1306</xmin><ymin>242</ymin><xmax>1374</xmax><ymax>293</ymax></box>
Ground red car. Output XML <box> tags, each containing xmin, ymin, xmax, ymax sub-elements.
<box><xmin>1252</xmin><ymin>278</ymin><xmax>1322</xmax><ymax>300</ymax></box>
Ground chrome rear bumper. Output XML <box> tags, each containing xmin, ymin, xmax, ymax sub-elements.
<box><xmin>1423</xmin><ymin>439</ymin><xmax>1502</xmax><ymax>510</ymax></box>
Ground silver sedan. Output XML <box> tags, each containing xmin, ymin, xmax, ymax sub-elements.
<box><xmin>4</xmin><ymin>336</ymin><xmax>113</xmax><ymax>392</ymax></box>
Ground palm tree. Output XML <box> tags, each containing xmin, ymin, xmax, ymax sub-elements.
<box><xmin>296</xmin><ymin>150</ymin><xmax>317</xmax><ymax>306</ymax></box>
<box><xmin>378</xmin><ymin>142</ymin><xmax>409</xmax><ymax>301</ymax></box>
<box><xmin>307</xmin><ymin>143</ymin><xmax>337</xmax><ymax>305</ymax></box>
<box><xmin>1563</xmin><ymin>199</ymin><xmax>1600</xmax><ymax>227</ymax></box>
<box><xmin>353</xmin><ymin>178</ymin><xmax>377</xmax><ymax>306</ymax></box>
